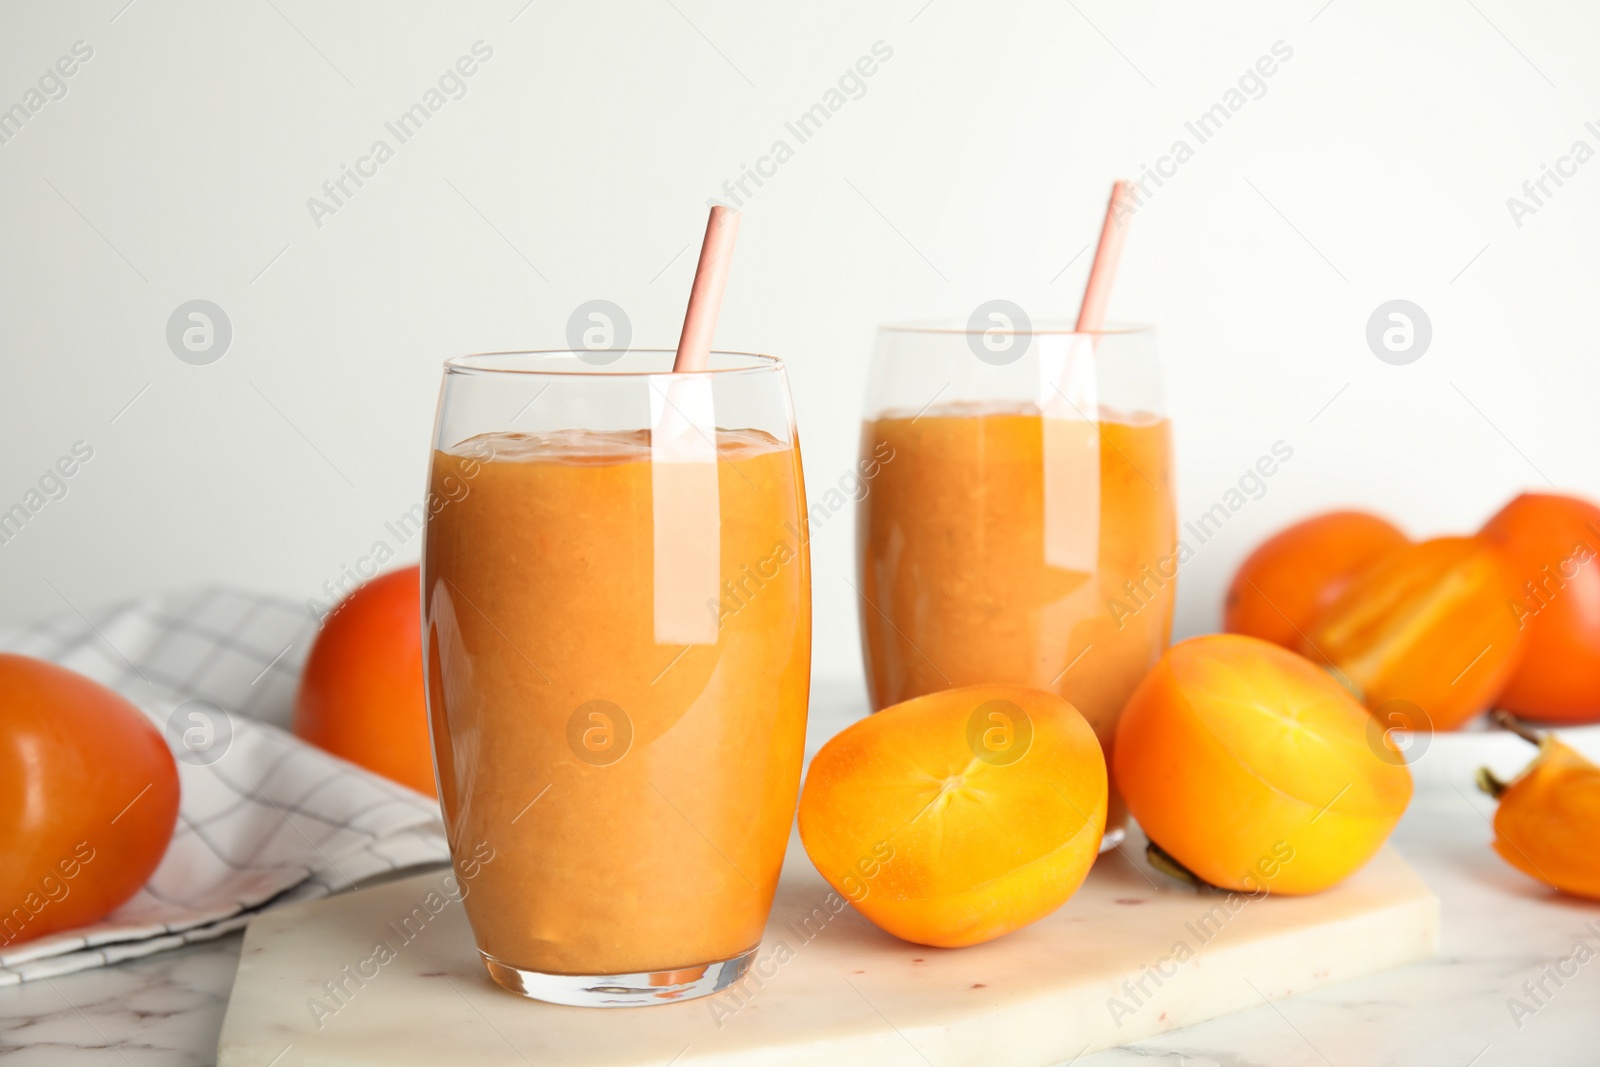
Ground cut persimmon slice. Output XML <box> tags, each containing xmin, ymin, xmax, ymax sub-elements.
<box><xmin>1479</xmin><ymin>715</ymin><xmax>1600</xmax><ymax>899</ymax></box>
<box><xmin>1300</xmin><ymin>536</ymin><xmax>1525</xmax><ymax>730</ymax></box>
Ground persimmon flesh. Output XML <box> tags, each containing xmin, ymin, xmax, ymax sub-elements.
<box><xmin>1114</xmin><ymin>634</ymin><xmax>1412</xmax><ymax>895</ymax></box>
<box><xmin>1299</xmin><ymin>536</ymin><xmax>1525</xmax><ymax>730</ymax></box>
<box><xmin>1225</xmin><ymin>510</ymin><xmax>1409</xmax><ymax>649</ymax></box>
<box><xmin>799</xmin><ymin>685</ymin><xmax>1106</xmax><ymax>948</ymax></box>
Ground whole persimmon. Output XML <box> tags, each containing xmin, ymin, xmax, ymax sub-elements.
<box><xmin>0</xmin><ymin>655</ymin><xmax>180</xmax><ymax>947</ymax></box>
<box><xmin>1479</xmin><ymin>492</ymin><xmax>1600</xmax><ymax>723</ymax></box>
<box><xmin>799</xmin><ymin>685</ymin><xmax>1106</xmax><ymax>948</ymax></box>
<box><xmin>1115</xmin><ymin>634</ymin><xmax>1412</xmax><ymax>895</ymax></box>
<box><xmin>1299</xmin><ymin>536</ymin><xmax>1526</xmax><ymax>731</ymax></box>
<box><xmin>1224</xmin><ymin>510</ymin><xmax>1408</xmax><ymax>648</ymax></box>
<box><xmin>1478</xmin><ymin>716</ymin><xmax>1600</xmax><ymax>899</ymax></box>
<box><xmin>294</xmin><ymin>565</ymin><xmax>435</xmax><ymax>796</ymax></box>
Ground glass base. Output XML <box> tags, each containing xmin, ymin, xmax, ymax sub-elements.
<box><xmin>481</xmin><ymin>945</ymin><xmax>757</xmax><ymax>1007</ymax></box>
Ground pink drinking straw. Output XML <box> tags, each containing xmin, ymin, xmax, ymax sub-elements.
<box><xmin>657</xmin><ymin>206</ymin><xmax>739</xmax><ymax>645</ymax></box>
<box><xmin>1075</xmin><ymin>180</ymin><xmax>1134</xmax><ymax>333</ymax></box>
<box><xmin>672</xmin><ymin>205</ymin><xmax>742</xmax><ymax>373</ymax></box>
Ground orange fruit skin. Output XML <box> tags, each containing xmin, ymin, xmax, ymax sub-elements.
<box><xmin>1490</xmin><ymin>738</ymin><xmax>1600</xmax><ymax>899</ymax></box>
<box><xmin>1299</xmin><ymin>536</ymin><xmax>1526</xmax><ymax>731</ymax></box>
<box><xmin>1224</xmin><ymin>510</ymin><xmax>1408</xmax><ymax>649</ymax></box>
<box><xmin>799</xmin><ymin>685</ymin><xmax>1106</xmax><ymax>948</ymax></box>
<box><xmin>293</xmin><ymin>565</ymin><xmax>435</xmax><ymax>796</ymax></box>
<box><xmin>1479</xmin><ymin>493</ymin><xmax>1600</xmax><ymax>723</ymax></box>
<box><xmin>0</xmin><ymin>655</ymin><xmax>180</xmax><ymax>947</ymax></box>
<box><xmin>1114</xmin><ymin>634</ymin><xmax>1412</xmax><ymax>895</ymax></box>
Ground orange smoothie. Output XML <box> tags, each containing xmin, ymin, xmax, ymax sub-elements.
<box><xmin>424</xmin><ymin>427</ymin><xmax>810</xmax><ymax>979</ymax></box>
<box><xmin>858</xmin><ymin>404</ymin><xmax>1174</xmax><ymax>822</ymax></box>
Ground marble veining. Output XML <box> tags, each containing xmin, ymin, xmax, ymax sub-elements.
<box><xmin>0</xmin><ymin>934</ymin><xmax>240</xmax><ymax>1065</ymax></box>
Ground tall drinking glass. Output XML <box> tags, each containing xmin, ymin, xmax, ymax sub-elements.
<box><xmin>424</xmin><ymin>351</ymin><xmax>811</xmax><ymax>1006</ymax></box>
<box><xmin>856</xmin><ymin>322</ymin><xmax>1174</xmax><ymax>844</ymax></box>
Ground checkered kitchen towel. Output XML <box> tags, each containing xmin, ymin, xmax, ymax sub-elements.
<box><xmin>0</xmin><ymin>587</ymin><xmax>450</xmax><ymax>985</ymax></box>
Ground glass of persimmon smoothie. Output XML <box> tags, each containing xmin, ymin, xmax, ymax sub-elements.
<box><xmin>857</xmin><ymin>322</ymin><xmax>1174</xmax><ymax>844</ymax></box>
<box><xmin>424</xmin><ymin>351</ymin><xmax>810</xmax><ymax>1007</ymax></box>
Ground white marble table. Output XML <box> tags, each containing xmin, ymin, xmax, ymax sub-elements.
<box><xmin>3</xmin><ymin>681</ymin><xmax>1597</xmax><ymax>1066</ymax></box>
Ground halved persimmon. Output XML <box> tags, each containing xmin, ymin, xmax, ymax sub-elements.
<box><xmin>798</xmin><ymin>685</ymin><xmax>1106</xmax><ymax>948</ymax></box>
<box><xmin>1225</xmin><ymin>510</ymin><xmax>1409</xmax><ymax>649</ymax></box>
<box><xmin>1299</xmin><ymin>536</ymin><xmax>1525</xmax><ymax>730</ymax></box>
<box><xmin>1114</xmin><ymin>634</ymin><xmax>1412</xmax><ymax>895</ymax></box>
<box><xmin>1479</xmin><ymin>493</ymin><xmax>1600</xmax><ymax>723</ymax></box>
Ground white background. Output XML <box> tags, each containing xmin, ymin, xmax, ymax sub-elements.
<box><xmin>2</xmin><ymin>0</ymin><xmax>1597</xmax><ymax>686</ymax></box>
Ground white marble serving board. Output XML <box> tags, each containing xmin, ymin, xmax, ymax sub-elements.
<box><xmin>216</xmin><ymin>828</ymin><xmax>1438</xmax><ymax>1067</ymax></box>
